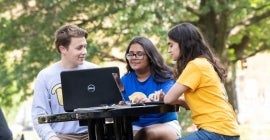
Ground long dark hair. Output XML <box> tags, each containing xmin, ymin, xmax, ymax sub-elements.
<box><xmin>125</xmin><ymin>36</ymin><xmax>174</xmax><ymax>82</ymax></box>
<box><xmin>168</xmin><ymin>23</ymin><xmax>226</xmax><ymax>82</ymax></box>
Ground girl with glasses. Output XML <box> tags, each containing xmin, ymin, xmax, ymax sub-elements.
<box><xmin>121</xmin><ymin>36</ymin><xmax>182</xmax><ymax>140</ymax></box>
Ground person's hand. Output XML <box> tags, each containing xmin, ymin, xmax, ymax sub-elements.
<box><xmin>129</xmin><ymin>92</ymin><xmax>148</xmax><ymax>103</ymax></box>
<box><xmin>49</xmin><ymin>136</ymin><xmax>61</xmax><ymax>140</ymax></box>
<box><xmin>148</xmin><ymin>89</ymin><xmax>165</xmax><ymax>102</ymax></box>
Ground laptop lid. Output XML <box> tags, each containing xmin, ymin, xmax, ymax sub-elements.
<box><xmin>61</xmin><ymin>66</ymin><xmax>123</xmax><ymax>112</ymax></box>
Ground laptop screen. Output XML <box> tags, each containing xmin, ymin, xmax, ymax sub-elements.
<box><xmin>61</xmin><ymin>66</ymin><xmax>123</xmax><ymax>112</ymax></box>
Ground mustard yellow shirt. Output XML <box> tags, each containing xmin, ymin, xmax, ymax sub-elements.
<box><xmin>177</xmin><ymin>57</ymin><xmax>239</xmax><ymax>136</ymax></box>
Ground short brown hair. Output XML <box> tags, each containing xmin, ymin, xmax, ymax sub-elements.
<box><xmin>54</xmin><ymin>24</ymin><xmax>88</xmax><ymax>53</ymax></box>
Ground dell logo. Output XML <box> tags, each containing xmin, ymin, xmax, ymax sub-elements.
<box><xmin>87</xmin><ymin>84</ymin><xmax>95</xmax><ymax>92</ymax></box>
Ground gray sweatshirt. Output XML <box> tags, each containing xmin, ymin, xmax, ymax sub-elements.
<box><xmin>31</xmin><ymin>61</ymin><xmax>98</xmax><ymax>140</ymax></box>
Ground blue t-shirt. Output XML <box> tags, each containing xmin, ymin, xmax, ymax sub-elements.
<box><xmin>121</xmin><ymin>71</ymin><xmax>178</xmax><ymax>127</ymax></box>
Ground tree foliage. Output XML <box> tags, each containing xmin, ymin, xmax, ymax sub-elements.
<box><xmin>1</xmin><ymin>0</ymin><xmax>270</xmax><ymax>109</ymax></box>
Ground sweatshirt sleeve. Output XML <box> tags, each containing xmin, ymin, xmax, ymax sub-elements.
<box><xmin>31</xmin><ymin>71</ymin><xmax>56</xmax><ymax>140</ymax></box>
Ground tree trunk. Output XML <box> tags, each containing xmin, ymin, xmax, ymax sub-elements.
<box><xmin>225</xmin><ymin>63</ymin><xmax>239</xmax><ymax>111</ymax></box>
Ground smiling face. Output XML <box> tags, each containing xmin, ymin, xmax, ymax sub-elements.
<box><xmin>167</xmin><ymin>37</ymin><xmax>180</xmax><ymax>61</ymax></box>
<box><xmin>60</xmin><ymin>37</ymin><xmax>87</xmax><ymax>68</ymax></box>
<box><xmin>127</xmin><ymin>43</ymin><xmax>150</xmax><ymax>73</ymax></box>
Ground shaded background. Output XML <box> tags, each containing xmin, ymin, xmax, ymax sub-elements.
<box><xmin>1</xmin><ymin>0</ymin><xmax>270</xmax><ymax>139</ymax></box>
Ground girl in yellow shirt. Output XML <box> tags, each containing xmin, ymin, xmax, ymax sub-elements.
<box><xmin>150</xmin><ymin>23</ymin><xmax>240</xmax><ymax>140</ymax></box>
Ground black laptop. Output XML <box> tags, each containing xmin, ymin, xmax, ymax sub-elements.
<box><xmin>61</xmin><ymin>66</ymin><xmax>123</xmax><ymax>112</ymax></box>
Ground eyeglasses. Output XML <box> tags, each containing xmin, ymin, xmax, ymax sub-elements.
<box><xmin>126</xmin><ymin>51</ymin><xmax>146</xmax><ymax>60</ymax></box>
